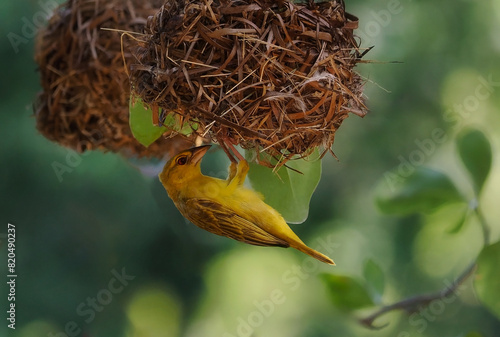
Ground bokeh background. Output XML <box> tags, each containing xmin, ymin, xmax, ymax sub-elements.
<box><xmin>1</xmin><ymin>0</ymin><xmax>500</xmax><ymax>336</ymax></box>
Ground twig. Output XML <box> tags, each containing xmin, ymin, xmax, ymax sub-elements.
<box><xmin>360</xmin><ymin>190</ymin><xmax>493</xmax><ymax>330</ymax></box>
<box><xmin>359</xmin><ymin>262</ymin><xmax>477</xmax><ymax>329</ymax></box>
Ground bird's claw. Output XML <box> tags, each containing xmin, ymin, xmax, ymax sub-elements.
<box><xmin>227</xmin><ymin>159</ymin><xmax>249</xmax><ymax>188</ymax></box>
<box><xmin>228</xmin><ymin>162</ymin><xmax>238</xmax><ymax>182</ymax></box>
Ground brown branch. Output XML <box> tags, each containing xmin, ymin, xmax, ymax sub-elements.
<box><xmin>360</xmin><ymin>194</ymin><xmax>493</xmax><ymax>330</ymax></box>
<box><xmin>359</xmin><ymin>262</ymin><xmax>477</xmax><ymax>329</ymax></box>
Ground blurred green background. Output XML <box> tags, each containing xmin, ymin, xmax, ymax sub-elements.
<box><xmin>1</xmin><ymin>0</ymin><xmax>500</xmax><ymax>337</ymax></box>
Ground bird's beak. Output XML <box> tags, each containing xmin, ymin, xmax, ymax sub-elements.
<box><xmin>190</xmin><ymin>145</ymin><xmax>211</xmax><ymax>165</ymax></box>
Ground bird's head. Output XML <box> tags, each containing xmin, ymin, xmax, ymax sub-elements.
<box><xmin>159</xmin><ymin>145</ymin><xmax>211</xmax><ymax>193</ymax></box>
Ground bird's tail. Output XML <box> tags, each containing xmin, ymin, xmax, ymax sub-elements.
<box><xmin>291</xmin><ymin>242</ymin><xmax>335</xmax><ymax>265</ymax></box>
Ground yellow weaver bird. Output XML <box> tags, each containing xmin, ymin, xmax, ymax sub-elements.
<box><xmin>159</xmin><ymin>145</ymin><xmax>334</xmax><ymax>265</ymax></box>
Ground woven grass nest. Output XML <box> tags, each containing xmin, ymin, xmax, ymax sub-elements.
<box><xmin>130</xmin><ymin>0</ymin><xmax>367</xmax><ymax>161</ymax></box>
<box><xmin>34</xmin><ymin>0</ymin><xmax>195</xmax><ymax>158</ymax></box>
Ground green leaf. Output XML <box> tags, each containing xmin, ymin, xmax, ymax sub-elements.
<box><xmin>474</xmin><ymin>241</ymin><xmax>500</xmax><ymax>320</ymax></box>
<box><xmin>129</xmin><ymin>97</ymin><xmax>167</xmax><ymax>147</ymax></box>
<box><xmin>162</xmin><ymin>112</ymin><xmax>198</xmax><ymax>135</ymax></box>
<box><xmin>320</xmin><ymin>273</ymin><xmax>374</xmax><ymax>311</ymax></box>
<box><xmin>363</xmin><ymin>259</ymin><xmax>385</xmax><ymax>300</ymax></box>
<box><xmin>456</xmin><ymin>128</ymin><xmax>492</xmax><ymax>194</ymax></box>
<box><xmin>447</xmin><ymin>204</ymin><xmax>469</xmax><ymax>234</ymax></box>
<box><xmin>246</xmin><ymin>149</ymin><xmax>321</xmax><ymax>224</ymax></box>
<box><xmin>375</xmin><ymin>167</ymin><xmax>464</xmax><ymax>215</ymax></box>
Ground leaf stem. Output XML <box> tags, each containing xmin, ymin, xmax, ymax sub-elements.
<box><xmin>359</xmin><ymin>262</ymin><xmax>477</xmax><ymax>329</ymax></box>
<box><xmin>473</xmin><ymin>202</ymin><xmax>490</xmax><ymax>246</ymax></box>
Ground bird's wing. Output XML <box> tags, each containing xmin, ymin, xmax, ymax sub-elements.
<box><xmin>184</xmin><ymin>198</ymin><xmax>289</xmax><ymax>248</ymax></box>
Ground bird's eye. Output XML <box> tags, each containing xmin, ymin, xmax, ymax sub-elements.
<box><xmin>176</xmin><ymin>156</ymin><xmax>188</xmax><ymax>166</ymax></box>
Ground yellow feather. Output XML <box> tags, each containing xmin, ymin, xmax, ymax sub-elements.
<box><xmin>159</xmin><ymin>145</ymin><xmax>334</xmax><ymax>265</ymax></box>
